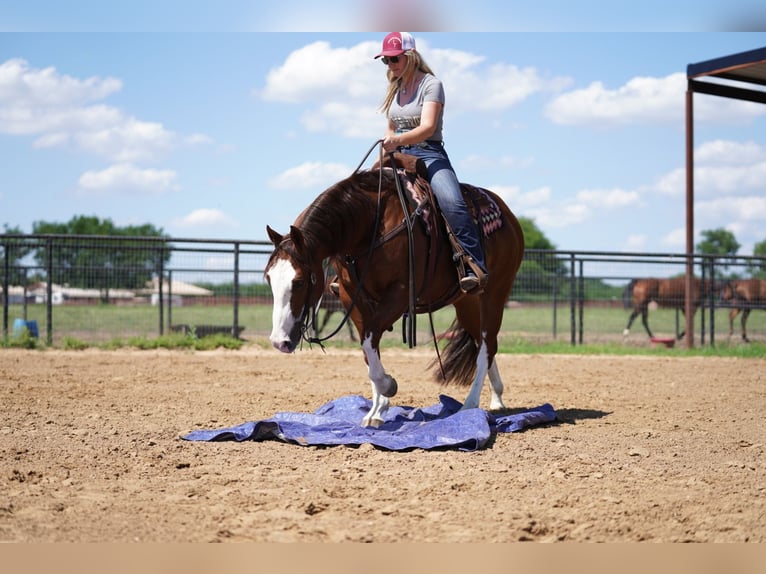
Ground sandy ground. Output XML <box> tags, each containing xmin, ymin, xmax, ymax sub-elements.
<box><xmin>0</xmin><ymin>346</ymin><xmax>764</xmax><ymax>542</ymax></box>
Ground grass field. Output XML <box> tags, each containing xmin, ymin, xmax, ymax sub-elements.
<box><xmin>4</xmin><ymin>300</ymin><xmax>765</xmax><ymax>356</ymax></box>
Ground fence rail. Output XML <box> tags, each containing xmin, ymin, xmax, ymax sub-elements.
<box><xmin>2</xmin><ymin>234</ymin><xmax>765</xmax><ymax>346</ymax></box>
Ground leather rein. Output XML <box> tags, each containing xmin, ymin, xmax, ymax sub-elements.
<box><xmin>303</xmin><ymin>140</ymin><xmax>447</xmax><ymax>375</ymax></box>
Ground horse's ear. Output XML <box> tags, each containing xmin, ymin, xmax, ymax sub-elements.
<box><xmin>289</xmin><ymin>225</ymin><xmax>305</xmax><ymax>254</ymax></box>
<box><xmin>266</xmin><ymin>225</ymin><xmax>283</xmax><ymax>246</ymax></box>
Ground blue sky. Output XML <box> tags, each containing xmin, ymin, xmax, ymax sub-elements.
<box><xmin>1</xmin><ymin>15</ymin><xmax>766</xmax><ymax>256</ymax></box>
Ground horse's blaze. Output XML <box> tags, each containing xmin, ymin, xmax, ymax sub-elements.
<box><xmin>268</xmin><ymin>258</ymin><xmax>301</xmax><ymax>351</ymax></box>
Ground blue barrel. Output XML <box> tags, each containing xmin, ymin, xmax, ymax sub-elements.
<box><xmin>13</xmin><ymin>319</ymin><xmax>39</xmax><ymax>338</ymax></box>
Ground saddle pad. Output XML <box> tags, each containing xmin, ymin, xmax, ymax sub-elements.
<box><xmin>462</xmin><ymin>183</ymin><xmax>504</xmax><ymax>237</ymax></box>
<box><xmin>182</xmin><ymin>395</ymin><xmax>557</xmax><ymax>451</ymax></box>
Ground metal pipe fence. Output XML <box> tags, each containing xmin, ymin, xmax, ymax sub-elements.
<box><xmin>2</xmin><ymin>234</ymin><xmax>765</xmax><ymax>346</ymax></box>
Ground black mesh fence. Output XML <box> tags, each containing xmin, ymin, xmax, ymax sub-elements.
<box><xmin>2</xmin><ymin>235</ymin><xmax>765</xmax><ymax>346</ymax></box>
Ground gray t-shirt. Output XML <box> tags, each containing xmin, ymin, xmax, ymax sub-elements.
<box><xmin>388</xmin><ymin>74</ymin><xmax>445</xmax><ymax>142</ymax></box>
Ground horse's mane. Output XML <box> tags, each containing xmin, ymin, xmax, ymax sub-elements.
<box><xmin>294</xmin><ymin>170</ymin><xmax>395</xmax><ymax>255</ymax></box>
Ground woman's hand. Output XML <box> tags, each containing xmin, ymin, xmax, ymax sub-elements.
<box><xmin>382</xmin><ymin>135</ymin><xmax>399</xmax><ymax>153</ymax></box>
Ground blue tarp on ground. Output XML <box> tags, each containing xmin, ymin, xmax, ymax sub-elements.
<box><xmin>182</xmin><ymin>395</ymin><xmax>557</xmax><ymax>451</ymax></box>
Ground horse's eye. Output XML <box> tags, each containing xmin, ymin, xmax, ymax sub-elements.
<box><xmin>293</xmin><ymin>280</ymin><xmax>305</xmax><ymax>290</ymax></box>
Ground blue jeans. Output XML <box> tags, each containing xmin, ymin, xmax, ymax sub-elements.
<box><xmin>398</xmin><ymin>141</ymin><xmax>486</xmax><ymax>273</ymax></box>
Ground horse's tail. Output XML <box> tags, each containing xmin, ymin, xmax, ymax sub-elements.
<box><xmin>428</xmin><ymin>319</ymin><xmax>477</xmax><ymax>386</ymax></box>
<box><xmin>623</xmin><ymin>279</ymin><xmax>637</xmax><ymax>309</ymax></box>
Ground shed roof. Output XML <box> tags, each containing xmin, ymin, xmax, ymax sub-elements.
<box><xmin>687</xmin><ymin>46</ymin><xmax>766</xmax><ymax>103</ymax></box>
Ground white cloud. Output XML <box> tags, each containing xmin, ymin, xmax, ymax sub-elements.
<box><xmin>73</xmin><ymin>117</ymin><xmax>175</xmax><ymax>163</ymax></box>
<box><xmin>172</xmin><ymin>208</ymin><xmax>237</xmax><ymax>228</ymax></box>
<box><xmin>493</xmin><ymin>184</ymin><xmax>551</xmax><ymax>209</ymax></box>
<box><xmin>661</xmin><ymin>227</ymin><xmax>686</xmax><ymax>249</ymax></box>
<box><xmin>525</xmin><ymin>203</ymin><xmax>590</xmax><ymax>229</ymax></box>
<box><xmin>77</xmin><ymin>163</ymin><xmax>180</xmax><ymax>195</ymax></box>
<box><xmin>650</xmin><ymin>139</ymin><xmax>766</xmax><ymax>197</ymax></box>
<box><xmin>695</xmin><ymin>139</ymin><xmax>766</xmax><ymax>164</ymax></box>
<box><xmin>259</xmin><ymin>41</ymin><xmax>381</xmax><ymax>103</ymax></box>
<box><xmin>301</xmin><ymin>103</ymin><xmax>381</xmax><ymax>138</ymax></box>
<box><xmin>267</xmin><ymin>161</ymin><xmax>351</xmax><ymax>190</ymax></box>
<box><xmin>545</xmin><ymin>72</ymin><xmax>766</xmax><ymax>127</ymax></box>
<box><xmin>0</xmin><ymin>58</ymin><xmax>122</xmax><ymax>110</ymax></box>
<box><xmin>653</xmin><ymin>167</ymin><xmax>686</xmax><ymax>196</ymax></box>
<box><xmin>0</xmin><ymin>58</ymin><xmax>205</xmax><ymax>163</ymax></box>
<box><xmin>442</xmin><ymin>60</ymin><xmax>572</xmax><ymax>112</ymax></box>
<box><xmin>697</xmin><ymin>195</ymin><xmax>766</xmax><ymax>222</ymax></box>
<box><xmin>258</xmin><ymin>40</ymin><xmax>570</xmax><ymax>138</ymax></box>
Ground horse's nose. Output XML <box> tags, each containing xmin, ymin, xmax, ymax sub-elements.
<box><xmin>271</xmin><ymin>339</ymin><xmax>295</xmax><ymax>354</ymax></box>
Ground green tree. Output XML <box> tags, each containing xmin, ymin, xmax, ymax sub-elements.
<box><xmin>515</xmin><ymin>217</ymin><xmax>567</xmax><ymax>297</ymax></box>
<box><xmin>32</xmin><ymin>216</ymin><xmax>171</xmax><ymax>302</ymax></box>
<box><xmin>749</xmin><ymin>239</ymin><xmax>766</xmax><ymax>278</ymax></box>
<box><xmin>696</xmin><ymin>227</ymin><xmax>740</xmax><ymax>257</ymax></box>
<box><xmin>696</xmin><ymin>227</ymin><xmax>740</xmax><ymax>277</ymax></box>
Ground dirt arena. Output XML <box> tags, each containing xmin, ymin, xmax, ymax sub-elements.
<box><xmin>0</xmin><ymin>346</ymin><xmax>763</xmax><ymax>542</ymax></box>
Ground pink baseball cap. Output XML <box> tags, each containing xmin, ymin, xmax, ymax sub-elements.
<box><xmin>374</xmin><ymin>32</ymin><xmax>416</xmax><ymax>58</ymax></box>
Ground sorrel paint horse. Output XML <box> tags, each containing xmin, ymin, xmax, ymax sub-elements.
<box><xmin>265</xmin><ymin>156</ymin><xmax>524</xmax><ymax>427</ymax></box>
<box><xmin>719</xmin><ymin>278</ymin><xmax>766</xmax><ymax>342</ymax></box>
<box><xmin>622</xmin><ymin>277</ymin><xmax>705</xmax><ymax>340</ymax></box>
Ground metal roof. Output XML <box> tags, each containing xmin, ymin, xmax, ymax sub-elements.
<box><xmin>687</xmin><ymin>46</ymin><xmax>766</xmax><ymax>103</ymax></box>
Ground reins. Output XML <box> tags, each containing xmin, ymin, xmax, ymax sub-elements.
<box><xmin>303</xmin><ymin>140</ymin><xmax>448</xmax><ymax>378</ymax></box>
<box><xmin>304</xmin><ymin>139</ymin><xmax>386</xmax><ymax>348</ymax></box>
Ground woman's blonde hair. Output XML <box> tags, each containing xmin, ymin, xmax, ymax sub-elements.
<box><xmin>378</xmin><ymin>50</ymin><xmax>435</xmax><ymax>114</ymax></box>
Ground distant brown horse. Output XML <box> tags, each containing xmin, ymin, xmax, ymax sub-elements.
<box><xmin>719</xmin><ymin>278</ymin><xmax>766</xmax><ymax>342</ymax></box>
<box><xmin>265</xmin><ymin>153</ymin><xmax>524</xmax><ymax>427</ymax></box>
<box><xmin>623</xmin><ymin>277</ymin><xmax>707</xmax><ymax>340</ymax></box>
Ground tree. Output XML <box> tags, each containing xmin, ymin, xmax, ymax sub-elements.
<box><xmin>696</xmin><ymin>228</ymin><xmax>740</xmax><ymax>257</ymax></box>
<box><xmin>515</xmin><ymin>217</ymin><xmax>567</xmax><ymax>297</ymax></box>
<box><xmin>32</xmin><ymin>216</ymin><xmax>171</xmax><ymax>302</ymax></box>
<box><xmin>696</xmin><ymin>227</ymin><xmax>740</xmax><ymax>277</ymax></box>
<box><xmin>749</xmin><ymin>239</ymin><xmax>766</xmax><ymax>278</ymax></box>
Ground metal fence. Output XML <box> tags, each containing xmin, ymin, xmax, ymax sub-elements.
<box><xmin>2</xmin><ymin>234</ymin><xmax>765</xmax><ymax>346</ymax></box>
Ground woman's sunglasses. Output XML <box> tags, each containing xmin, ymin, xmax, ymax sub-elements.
<box><xmin>381</xmin><ymin>56</ymin><xmax>401</xmax><ymax>65</ymax></box>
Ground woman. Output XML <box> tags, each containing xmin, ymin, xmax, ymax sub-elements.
<box><xmin>375</xmin><ymin>32</ymin><xmax>487</xmax><ymax>294</ymax></box>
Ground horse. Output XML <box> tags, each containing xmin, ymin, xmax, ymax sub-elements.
<box><xmin>265</xmin><ymin>154</ymin><xmax>525</xmax><ymax>427</ymax></box>
<box><xmin>719</xmin><ymin>278</ymin><xmax>766</xmax><ymax>342</ymax></box>
<box><xmin>622</xmin><ymin>277</ymin><xmax>706</xmax><ymax>340</ymax></box>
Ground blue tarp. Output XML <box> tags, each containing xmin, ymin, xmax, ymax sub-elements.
<box><xmin>182</xmin><ymin>395</ymin><xmax>557</xmax><ymax>451</ymax></box>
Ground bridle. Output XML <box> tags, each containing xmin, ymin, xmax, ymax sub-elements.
<box><xmin>300</xmin><ymin>140</ymin><xmax>389</xmax><ymax>350</ymax></box>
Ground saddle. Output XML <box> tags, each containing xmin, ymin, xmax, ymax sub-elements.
<box><xmin>373</xmin><ymin>153</ymin><xmax>504</xmax><ymax>292</ymax></box>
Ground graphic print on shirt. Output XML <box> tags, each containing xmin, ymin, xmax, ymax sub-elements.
<box><xmin>390</xmin><ymin>115</ymin><xmax>421</xmax><ymax>132</ymax></box>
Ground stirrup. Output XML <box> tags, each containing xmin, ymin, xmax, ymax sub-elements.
<box><xmin>459</xmin><ymin>270</ymin><xmax>488</xmax><ymax>295</ymax></box>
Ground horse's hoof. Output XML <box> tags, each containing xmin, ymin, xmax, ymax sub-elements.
<box><xmin>489</xmin><ymin>398</ymin><xmax>506</xmax><ymax>411</ymax></box>
<box><xmin>362</xmin><ymin>416</ymin><xmax>384</xmax><ymax>428</ymax></box>
<box><xmin>622</xmin><ymin>328</ymin><xmax>630</xmax><ymax>337</ymax></box>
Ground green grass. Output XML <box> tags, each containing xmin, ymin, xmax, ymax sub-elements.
<box><xmin>3</xmin><ymin>301</ymin><xmax>765</xmax><ymax>357</ymax></box>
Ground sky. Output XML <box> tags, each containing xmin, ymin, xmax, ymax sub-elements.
<box><xmin>1</xmin><ymin>4</ymin><xmax>766</xmax><ymax>258</ymax></box>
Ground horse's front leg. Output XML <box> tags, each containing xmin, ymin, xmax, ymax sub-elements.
<box><xmin>360</xmin><ymin>333</ymin><xmax>398</xmax><ymax>428</ymax></box>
